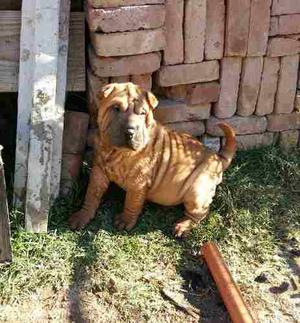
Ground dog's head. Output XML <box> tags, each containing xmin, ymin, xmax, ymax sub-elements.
<box><xmin>96</xmin><ymin>82</ymin><xmax>159</xmax><ymax>151</ymax></box>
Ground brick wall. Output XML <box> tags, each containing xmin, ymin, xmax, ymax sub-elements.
<box><xmin>86</xmin><ymin>0</ymin><xmax>300</xmax><ymax>152</ymax></box>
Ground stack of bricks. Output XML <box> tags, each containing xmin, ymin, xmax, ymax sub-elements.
<box><xmin>86</xmin><ymin>0</ymin><xmax>300</xmax><ymax>154</ymax></box>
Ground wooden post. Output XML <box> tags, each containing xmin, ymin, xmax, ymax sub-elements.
<box><xmin>0</xmin><ymin>146</ymin><xmax>12</xmax><ymax>264</ymax></box>
<box><xmin>14</xmin><ymin>0</ymin><xmax>71</xmax><ymax>232</ymax></box>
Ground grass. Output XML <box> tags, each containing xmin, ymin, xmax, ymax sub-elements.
<box><xmin>0</xmin><ymin>146</ymin><xmax>299</xmax><ymax>322</ymax></box>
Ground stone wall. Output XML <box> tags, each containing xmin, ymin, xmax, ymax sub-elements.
<box><xmin>85</xmin><ymin>0</ymin><xmax>300</xmax><ymax>154</ymax></box>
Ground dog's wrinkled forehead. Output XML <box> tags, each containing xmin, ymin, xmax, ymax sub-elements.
<box><xmin>99</xmin><ymin>82</ymin><xmax>158</xmax><ymax>111</ymax></box>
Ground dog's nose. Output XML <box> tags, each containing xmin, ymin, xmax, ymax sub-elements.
<box><xmin>125</xmin><ymin>127</ymin><xmax>135</xmax><ymax>139</ymax></box>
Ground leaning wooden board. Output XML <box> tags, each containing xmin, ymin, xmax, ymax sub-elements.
<box><xmin>0</xmin><ymin>146</ymin><xmax>12</xmax><ymax>264</ymax></box>
<box><xmin>0</xmin><ymin>10</ymin><xmax>85</xmax><ymax>92</ymax></box>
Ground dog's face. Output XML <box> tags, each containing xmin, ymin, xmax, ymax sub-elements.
<box><xmin>97</xmin><ymin>82</ymin><xmax>158</xmax><ymax>151</ymax></box>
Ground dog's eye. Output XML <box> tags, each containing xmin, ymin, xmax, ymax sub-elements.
<box><xmin>112</xmin><ymin>105</ymin><xmax>120</xmax><ymax>112</ymax></box>
<box><xmin>140</xmin><ymin>110</ymin><xmax>146</xmax><ymax>115</ymax></box>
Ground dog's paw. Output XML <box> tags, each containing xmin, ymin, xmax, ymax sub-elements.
<box><xmin>68</xmin><ymin>210</ymin><xmax>91</xmax><ymax>230</ymax></box>
<box><xmin>173</xmin><ymin>217</ymin><xmax>195</xmax><ymax>238</ymax></box>
<box><xmin>114</xmin><ymin>213</ymin><xmax>137</xmax><ymax>231</ymax></box>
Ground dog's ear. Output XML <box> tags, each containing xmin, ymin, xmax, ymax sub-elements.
<box><xmin>98</xmin><ymin>83</ymin><xmax>115</xmax><ymax>100</ymax></box>
<box><xmin>146</xmin><ymin>91</ymin><xmax>159</xmax><ymax>110</ymax></box>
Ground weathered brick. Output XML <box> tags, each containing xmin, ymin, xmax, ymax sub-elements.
<box><xmin>267</xmin><ymin>113</ymin><xmax>300</xmax><ymax>131</ymax></box>
<box><xmin>295</xmin><ymin>90</ymin><xmax>300</xmax><ymax>112</ymax></box>
<box><xmin>88</xmin><ymin>0</ymin><xmax>164</xmax><ymax>8</ymax></box>
<box><xmin>236</xmin><ymin>133</ymin><xmax>274</xmax><ymax>150</ymax></box>
<box><xmin>87</xmin><ymin>68</ymin><xmax>109</xmax><ymax>127</ymax></box>
<box><xmin>166</xmin><ymin>121</ymin><xmax>205</xmax><ymax>137</ymax></box>
<box><xmin>186</xmin><ymin>82</ymin><xmax>220</xmax><ymax>105</ymax></box>
<box><xmin>272</xmin><ymin>0</ymin><xmax>300</xmax><ymax>15</ymax></box>
<box><xmin>156</xmin><ymin>61</ymin><xmax>219</xmax><ymax>87</ymax></box>
<box><xmin>90</xmin><ymin>28</ymin><xmax>165</xmax><ymax>57</ymax></box>
<box><xmin>277</xmin><ymin>14</ymin><xmax>300</xmax><ymax>35</ymax></box>
<box><xmin>163</xmin><ymin>0</ymin><xmax>184</xmax><ymax>65</ymax></box>
<box><xmin>161</xmin><ymin>85</ymin><xmax>188</xmax><ymax>100</ymax></box>
<box><xmin>225</xmin><ymin>0</ymin><xmax>251</xmax><ymax>56</ymax></box>
<box><xmin>205</xmin><ymin>0</ymin><xmax>225</xmax><ymax>60</ymax></box>
<box><xmin>111</xmin><ymin>76</ymin><xmax>130</xmax><ymax>83</ymax></box>
<box><xmin>279</xmin><ymin>130</ymin><xmax>299</xmax><ymax>151</ymax></box>
<box><xmin>247</xmin><ymin>0</ymin><xmax>271</xmax><ymax>56</ymax></box>
<box><xmin>63</xmin><ymin>112</ymin><xmax>89</xmax><ymax>154</ymax></box>
<box><xmin>131</xmin><ymin>74</ymin><xmax>152</xmax><ymax>91</ymax></box>
<box><xmin>269</xmin><ymin>16</ymin><xmax>278</xmax><ymax>36</ymax></box>
<box><xmin>61</xmin><ymin>154</ymin><xmax>83</xmax><ymax>180</ymax></box>
<box><xmin>214</xmin><ymin>57</ymin><xmax>242</xmax><ymax>118</ymax></box>
<box><xmin>87</xmin><ymin>5</ymin><xmax>165</xmax><ymax>32</ymax></box>
<box><xmin>256</xmin><ymin>57</ymin><xmax>280</xmax><ymax>116</ymax></box>
<box><xmin>154</xmin><ymin>99</ymin><xmax>211</xmax><ymax>123</ymax></box>
<box><xmin>202</xmin><ymin>135</ymin><xmax>221</xmax><ymax>152</ymax></box>
<box><xmin>184</xmin><ymin>0</ymin><xmax>206</xmax><ymax>63</ymax></box>
<box><xmin>89</xmin><ymin>47</ymin><xmax>161</xmax><ymax>77</ymax></box>
<box><xmin>206</xmin><ymin>116</ymin><xmax>267</xmax><ymax>136</ymax></box>
<box><xmin>237</xmin><ymin>57</ymin><xmax>263</xmax><ymax>116</ymax></box>
<box><xmin>267</xmin><ymin>38</ymin><xmax>300</xmax><ymax>57</ymax></box>
<box><xmin>275</xmin><ymin>55</ymin><xmax>299</xmax><ymax>114</ymax></box>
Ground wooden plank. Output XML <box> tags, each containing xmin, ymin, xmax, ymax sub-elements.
<box><xmin>0</xmin><ymin>10</ymin><xmax>85</xmax><ymax>92</ymax></box>
<box><xmin>0</xmin><ymin>146</ymin><xmax>12</xmax><ymax>264</ymax></box>
<box><xmin>15</xmin><ymin>0</ymin><xmax>70</xmax><ymax>232</ymax></box>
<box><xmin>0</xmin><ymin>0</ymin><xmax>21</xmax><ymax>10</ymax></box>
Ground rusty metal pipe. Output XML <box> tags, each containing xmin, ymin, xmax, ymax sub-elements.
<box><xmin>201</xmin><ymin>242</ymin><xmax>254</xmax><ymax>323</ymax></box>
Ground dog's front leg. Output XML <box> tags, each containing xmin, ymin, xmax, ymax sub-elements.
<box><xmin>68</xmin><ymin>165</ymin><xmax>109</xmax><ymax>230</ymax></box>
<box><xmin>114</xmin><ymin>190</ymin><xmax>146</xmax><ymax>231</ymax></box>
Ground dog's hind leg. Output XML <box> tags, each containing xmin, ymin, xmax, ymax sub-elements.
<box><xmin>115</xmin><ymin>189</ymin><xmax>146</xmax><ymax>231</ymax></box>
<box><xmin>68</xmin><ymin>165</ymin><xmax>110</xmax><ymax>230</ymax></box>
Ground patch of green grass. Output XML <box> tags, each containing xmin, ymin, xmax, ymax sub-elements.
<box><xmin>0</xmin><ymin>146</ymin><xmax>299</xmax><ymax>321</ymax></box>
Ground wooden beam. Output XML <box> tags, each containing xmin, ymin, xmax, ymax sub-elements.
<box><xmin>0</xmin><ymin>10</ymin><xmax>85</xmax><ymax>92</ymax></box>
<box><xmin>15</xmin><ymin>0</ymin><xmax>71</xmax><ymax>232</ymax></box>
<box><xmin>0</xmin><ymin>146</ymin><xmax>12</xmax><ymax>264</ymax></box>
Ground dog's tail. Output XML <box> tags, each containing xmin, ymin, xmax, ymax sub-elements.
<box><xmin>218</xmin><ymin>123</ymin><xmax>237</xmax><ymax>171</ymax></box>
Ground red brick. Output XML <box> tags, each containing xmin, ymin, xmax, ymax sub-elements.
<box><xmin>184</xmin><ymin>0</ymin><xmax>206</xmax><ymax>63</ymax></box>
<box><xmin>225</xmin><ymin>0</ymin><xmax>251</xmax><ymax>56</ymax></box>
<box><xmin>63</xmin><ymin>112</ymin><xmax>89</xmax><ymax>154</ymax></box>
<box><xmin>87</xmin><ymin>128</ymin><xmax>98</xmax><ymax>148</ymax></box>
<box><xmin>279</xmin><ymin>130</ymin><xmax>299</xmax><ymax>151</ymax></box>
<box><xmin>205</xmin><ymin>0</ymin><xmax>225</xmax><ymax>60</ymax></box>
<box><xmin>237</xmin><ymin>57</ymin><xmax>263</xmax><ymax>116</ymax></box>
<box><xmin>166</xmin><ymin>121</ymin><xmax>205</xmax><ymax>137</ymax></box>
<box><xmin>154</xmin><ymin>99</ymin><xmax>211</xmax><ymax>123</ymax></box>
<box><xmin>163</xmin><ymin>0</ymin><xmax>184</xmax><ymax>65</ymax></box>
<box><xmin>87</xmin><ymin>69</ymin><xmax>109</xmax><ymax>127</ymax></box>
<box><xmin>272</xmin><ymin>0</ymin><xmax>300</xmax><ymax>15</ymax></box>
<box><xmin>275</xmin><ymin>55</ymin><xmax>299</xmax><ymax>114</ymax></box>
<box><xmin>89</xmin><ymin>47</ymin><xmax>161</xmax><ymax>77</ymax></box>
<box><xmin>90</xmin><ymin>28</ymin><xmax>165</xmax><ymax>57</ymax></box>
<box><xmin>256</xmin><ymin>57</ymin><xmax>280</xmax><ymax>116</ymax></box>
<box><xmin>236</xmin><ymin>133</ymin><xmax>274</xmax><ymax>150</ymax></box>
<box><xmin>277</xmin><ymin>14</ymin><xmax>300</xmax><ymax>35</ymax></box>
<box><xmin>214</xmin><ymin>57</ymin><xmax>242</xmax><ymax>118</ymax></box>
<box><xmin>202</xmin><ymin>135</ymin><xmax>221</xmax><ymax>152</ymax></box>
<box><xmin>269</xmin><ymin>17</ymin><xmax>278</xmax><ymax>36</ymax></box>
<box><xmin>247</xmin><ymin>0</ymin><xmax>271</xmax><ymax>56</ymax></box>
<box><xmin>206</xmin><ymin>116</ymin><xmax>267</xmax><ymax>136</ymax></box>
<box><xmin>186</xmin><ymin>82</ymin><xmax>220</xmax><ymax>105</ymax></box>
<box><xmin>267</xmin><ymin>113</ymin><xmax>300</xmax><ymax>131</ymax></box>
<box><xmin>131</xmin><ymin>74</ymin><xmax>152</xmax><ymax>91</ymax></box>
<box><xmin>161</xmin><ymin>85</ymin><xmax>188</xmax><ymax>100</ymax></box>
<box><xmin>267</xmin><ymin>38</ymin><xmax>300</xmax><ymax>57</ymax></box>
<box><xmin>88</xmin><ymin>0</ymin><xmax>164</xmax><ymax>8</ymax></box>
<box><xmin>87</xmin><ymin>4</ymin><xmax>165</xmax><ymax>32</ymax></box>
<box><xmin>61</xmin><ymin>154</ymin><xmax>83</xmax><ymax>180</ymax></box>
<box><xmin>156</xmin><ymin>61</ymin><xmax>219</xmax><ymax>87</ymax></box>
<box><xmin>110</xmin><ymin>76</ymin><xmax>130</xmax><ymax>83</ymax></box>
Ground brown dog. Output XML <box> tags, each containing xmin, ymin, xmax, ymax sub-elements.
<box><xmin>68</xmin><ymin>83</ymin><xmax>236</xmax><ymax>237</ymax></box>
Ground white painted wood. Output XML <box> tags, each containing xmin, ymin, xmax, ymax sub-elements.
<box><xmin>15</xmin><ymin>0</ymin><xmax>71</xmax><ymax>232</ymax></box>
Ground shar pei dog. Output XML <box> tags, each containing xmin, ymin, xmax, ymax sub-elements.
<box><xmin>69</xmin><ymin>82</ymin><xmax>236</xmax><ymax>237</ymax></box>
